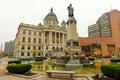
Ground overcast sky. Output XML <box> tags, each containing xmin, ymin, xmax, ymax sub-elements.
<box><xmin>0</xmin><ymin>0</ymin><xmax>120</xmax><ymax>49</ymax></box>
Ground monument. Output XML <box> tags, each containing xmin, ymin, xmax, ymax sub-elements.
<box><xmin>65</xmin><ymin>4</ymin><xmax>83</xmax><ymax>67</ymax></box>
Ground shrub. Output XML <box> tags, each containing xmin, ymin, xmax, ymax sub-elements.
<box><xmin>8</xmin><ymin>60</ymin><xmax>21</xmax><ymax>64</ymax></box>
<box><xmin>88</xmin><ymin>57</ymin><xmax>95</xmax><ymax>61</ymax></box>
<box><xmin>7</xmin><ymin>64</ymin><xmax>31</xmax><ymax>74</ymax></box>
<box><xmin>101</xmin><ymin>64</ymin><xmax>120</xmax><ymax>80</ymax></box>
<box><xmin>34</xmin><ymin>57</ymin><xmax>45</xmax><ymax>61</ymax></box>
<box><xmin>110</xmin><ymin>58</ymin><xmax>120</xmax><ymax>62</ymax></box>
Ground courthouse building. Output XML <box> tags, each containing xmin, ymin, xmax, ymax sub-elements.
<box><xmin>14</xmin><ymin>9</ymin><xmax>67</xmax><ymax>57</ymax></box>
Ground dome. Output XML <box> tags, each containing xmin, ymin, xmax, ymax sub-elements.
<box><xmin>44</xmin><ymin>8</ymin><xmax>58</xmax><ymax>22</ymax></box>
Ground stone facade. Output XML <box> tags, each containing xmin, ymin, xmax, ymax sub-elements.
<box><xmin>14</xmin><ymin>9</ymin><xmax>67</xmax><ymax>57</ymax></box>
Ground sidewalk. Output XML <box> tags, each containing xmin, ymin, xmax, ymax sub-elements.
<box><xmin>0</xmin><ymin>72</ymin><xmax>92</xmax><ymax>80</ymax></box>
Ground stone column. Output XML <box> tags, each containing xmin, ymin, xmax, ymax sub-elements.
<box><xmin>63</xmin><ymin>33</ymin><xmax>64</xmax><ymax>44</ymax></box>
<box><xmin>42</xmin><ymin>31</ymin><xmax>45</xmax><ymax>51</ymax></box>
<box><xmin>55</xmin><ymin>32</ymin><xmax>56</xmax><ymax>44</ymax></box>
<box><xmin>59</xmin><ymin>33</ymin><xmax>60</xmax><ymax>45</ymax></box>
<box><xmin>49</xmin><ymin>31</ymin><xmax>52</xmax><ymax>44</ymax></box>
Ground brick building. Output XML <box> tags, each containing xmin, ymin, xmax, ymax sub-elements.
<box><xmin>79</xmin><ymin>9</ymin><xmax>120</xmax><ymax>57</ymax></box>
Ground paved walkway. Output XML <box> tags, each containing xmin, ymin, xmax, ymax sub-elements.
<box><xmin>0</xmin><ymin>70</ymin><xmax>92</xmax><ymax>80</ymax></box>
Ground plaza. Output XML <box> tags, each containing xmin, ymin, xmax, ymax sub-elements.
<box><xmin>1</xmin><ymin>1</ymin><xmax>120</xmax><ymax>80</ymax></box>
<box><xmin>0</xmin><ymin>57</ymin><xmax>96</xmax><ymax>80</ymax></box>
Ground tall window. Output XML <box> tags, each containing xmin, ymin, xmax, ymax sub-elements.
<box><xmin>39</xmin><ymin>32</ymin><xmax>41</xmax><ymax>36</ymax></box>
<box><xmin>34</xmin><ymin>38</ymin><xmax>36</xmax><ymax>43</ymax></box>
<box><xmin>46</xmin><ymin>46</ymin><xmax>48</xmax><ymax>50</ymax></box>
<box><xmin>28</xmin><ymin>37</ymin><xmax>31</xmax><ymax>43</ymax></box>
<box><xmin>38</xmin><ymin>53</ymin><xmax>41</xmax><ymax>56</ymax></box>
<box><xmin>33</xmin><ymin>46</ymin><xmax>36</xmax><ymax>49</ymax></box>
<box><xmin>22</xmin><ymin>37</ymin><xmax>25</xmax><ymax>43</ymax></box>
<box><xmin>33</xmin><ymin>53</ymin><xmax>35</xmax><ymax>56</ymax></box>
<box><xmin>27</xmin><ymin>52</ymin><xmax>30</xmax><ymax>56</ymax></box>
<box><xmin>39</xmin><ymin>38</ymin><xmax>41</xmax><ymax>44</ymax></box>
<box><xmin>21</xmin><ymin>52</ymin><xmax>24</xmax><ymax>56</ymax></box>
<box><xmin>34</xmin><ymin>31</ymin><xmax>36</xmax><ymax>36</ymax></box>
<box><xmin>29</xmin><ymin>30</ymin><xmax>31</xmax><ymax>35</ymax></box>
<box><xmin>21</xmin><ymin>45</ymin><xmax>25</xmax><ymax>50</ymax></box>
<box><xmin>38</xmin><ymin>46</ymin><xmax>41</xmax><ymax>50</ymax></box>
<box><xmin>23</xmin><ymin>30</ymin><xmax>26</xmax><ymax>34</ymax></box>
<box><xmin>28</xmin><ymin>45</ymin><xmax>30</xmax><ymax>50</ymax></box>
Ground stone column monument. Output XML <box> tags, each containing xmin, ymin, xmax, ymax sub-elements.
<box><xmin>65</xmin><ymin>4</ymin><xmax>82</xmax><ymax>67</ymax></box>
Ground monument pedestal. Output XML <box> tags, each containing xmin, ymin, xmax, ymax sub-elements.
<box><xmin>65</xmin><ymin>59</ymin><xmax>83</xmax><ymax>67</ymax></box>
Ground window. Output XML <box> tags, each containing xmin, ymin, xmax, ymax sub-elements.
<box><xmin>29</xmin><ymin>30</ymin><xmax>31</xmax><ymax>35</ymax></box>
<box><xmin>34</xmin><ymin>38</ymin><xmax>36</xmax><ymax>43</ymax></box>
<box><xmin>28</xmin><ymin>37</ymin><xmax>31</xmax><ymax>43</ymax></box>
<box><xmin>28</xmin><ymin>45</ymin><xmax>30</xmax><ymax>50</ymax></box>
<box><xmin>39</xmin><ymin>32</ymin><xmax>41</xmax><ymax>36</ymax></box>
<box><xmin>22</xmin><ymin>37</ymin><xmax>25</xmax><ymax>43</ymax></box>
<box><xmin>21</xmin><ymin>52</ymin><xmax>24</xmax><ymax>56</ymax></box>
<box><xmin>38</xmin><ymin>53</ymin><xmax>41</xmax><ymax>56</ymax></box>
<box><xmin>33</xmin><ymin>46</ymin><xmax>36</xmax><ymax>49</ymax></box>
<box><xmin>21</xmin><ymin>45</ymin><xmax>25</xmax><ymax>49</ymax></box>
<box><xmin>27</xmin><ymin>52</ymin><xmax>30</xmax><ymax>56</ymax></box>
<box><xmin>38</xmin><ymin>46</ymin><xmax>41</xmax><ymax>50</ymax></box>
<box><xmin>23</xmin><ymin>30</ymin><xmax>26</xmax><ymax>34</ymax></box>
<box><xmin>46</xmin><ymin>46</ymin><xmax>48</xmax><ymax>50</ymax></box>
<box><xmin>34</xmin><ymin>31</ymin><xmax>36</xmax><ymax>36</ymax></box>
<box><xmin>39</xmin><ymin>38</ymin><xmax>41</xmax><ymax>44</ymax></box>
<box><xmin>33</xmin><ymin>53</ymin><xmax>35</xmax><ymax>56</ymax></box>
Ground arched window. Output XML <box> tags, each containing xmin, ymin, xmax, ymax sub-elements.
<box><xmin>52</xmin><ymin>47</ymin><xmax>55</xmax><ymax>51</ymax></box>
<box><xmin>38</xmin><ymin>53</ymin><xmax>41</xmax><ymax>56</ymax></box>
<box><xmin>56</xmin><ymin>47</ymin><xmax>59</xmax><ymax>51</ymax></box>
<box><xmin>60</xmin><ymin>47</ymin><xmax>63</xmax><ymax>52</ymax></box>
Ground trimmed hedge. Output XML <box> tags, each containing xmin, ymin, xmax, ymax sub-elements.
<box><xmin>7</xmin><ymin>64</ymin><xmax>31</xmax><ymax>74</ymax></box>
<box><xmin>88</xmin><ymin>57</ymin><xmax>95</xmax><ymax>61</ymax></box>
<box><xmin>110</xmin><ymin>58</ymin><xmax>120</xmax><ymax>62</ymax></box>
<box><xmin>34</xmin><ymin>57</ymin><xmax>45</xmax><ymax>61</ymax></box>
<box><xmin>8</xmin><ymin>60</ymin><xmax>22</xmax><ymax>64</ymax></box>
<box><xmin>101</xmin><ymin>64</ymin><xmax>120</xmax><ymax>80</ymax></box>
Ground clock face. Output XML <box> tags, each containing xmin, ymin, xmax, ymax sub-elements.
<box><xmin>70</xmin><ymin>20</ymin><xmax>73</xmax><ymax>24</ymax></box>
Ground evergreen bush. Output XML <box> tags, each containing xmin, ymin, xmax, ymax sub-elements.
<box><xmin>101</xmin><ymin>64</ymin><xmax>120</xmax><ymax>80</ymax></box>
<box><xmin>8</xmin><ymin>60</ymin><xmax>21</xmax><ymax>64</ymax></box>
<box><xmin>7</xmin><ymin>64</ymin><xmax>31</xmax><ymax>74</ymax></box>
<box><xmin>110</xmin><ymin>58</ymin><xmax>120</xmax><ymax>62</ymax></box>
